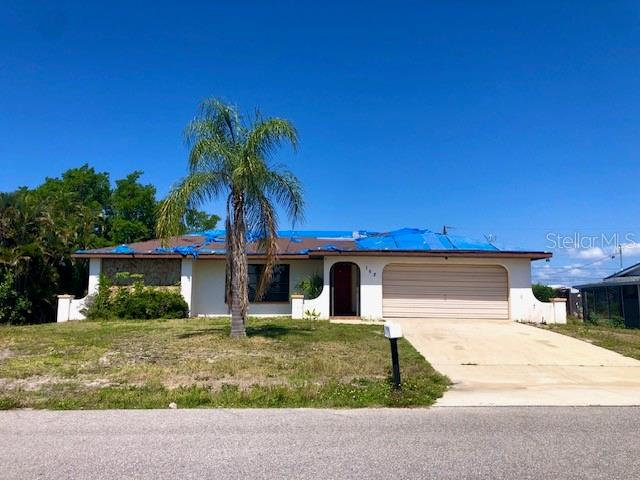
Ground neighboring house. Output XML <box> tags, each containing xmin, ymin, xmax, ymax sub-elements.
<box><xmin>575</xmin><ymin>262</ymin><xmax>640</xmax><ymax>328</ymax></box>
<box><xmin>57</xmin><ymin>228</ymin><xmax>566</xmax><ymax>324</ymax></box>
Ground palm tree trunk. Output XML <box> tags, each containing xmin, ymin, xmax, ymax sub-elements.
<box><xmin>230</xmin><ymin>193</ymin><xmax>247</xmax><ymax>337</ymax></box>
<box><xmin>230</xmin><ymin>262</ymin><xmax>246</xmax><ymax>336</ymax></box>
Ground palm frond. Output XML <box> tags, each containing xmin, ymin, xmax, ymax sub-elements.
<box><xmin>245</xmin><ymin>194</ymin><xmax>279</xmax><ymax>301</ymax></box>
<box><xmin>156</xmin><ymin>171</ymin><xmax>227</xmax><ymax>243</ymax></box>
<box><xmin>246</xmin><ymin>117</ymin><xmax>298</xmax><ymax>161</ymax></box>
<box><xmin>197</xmin><ymin>98</ymin><xmax>242</xmax><ymax>143</ymax></box>
<box><xmin>263</xmin><ymin>169</ymin><xmax>305</xmax><ymax>225</ymax></box>
<box><xmin>186</xmin><ymin>135</ymin><xmax>235</xmax><ymax>175</ymax></box>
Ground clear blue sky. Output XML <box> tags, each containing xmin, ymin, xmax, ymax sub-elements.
<box><xmin>1</xmin><ymin>1</ymin><xmax>640</xmax><ymax>285</ymax></box>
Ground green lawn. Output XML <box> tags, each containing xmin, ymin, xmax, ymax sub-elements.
<box><xmin>0</xmin><ymin>317</ymin><xmax>448</xmax><ymax>409</ymax></box>
<box><xmin>542</xmin><ymin>322</ymin><xmax>640</xmax><ymax>361</ymax></box>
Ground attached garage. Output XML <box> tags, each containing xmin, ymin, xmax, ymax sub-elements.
<box><xmin>382</xmin><ymin>264</ymin><xmax>509</xmax><ymax>320</ymax></box>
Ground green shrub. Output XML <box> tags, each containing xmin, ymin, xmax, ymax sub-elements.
<box><xmin>532</xmin><ymin>283</ymin><xmax>557</xmax><ymax>302</ymax></box>
<box><xmin>295</xmin><ymin>272</ymin><xmax>323</xmax><ymax>299</ymax></box>
<box><xmin>85</xmin><ymin>275</ymin><xmax>188</xmax><ymax>320</ymax></box>
<box><xmin>586</xmin><ymin>312</ymin><xmax>625</xmax><ymax>329</ymax></box>
<box><xmin>566</xmin><ymin>315</ymin><xmax>582</xmax><ymax>325</ymax></box>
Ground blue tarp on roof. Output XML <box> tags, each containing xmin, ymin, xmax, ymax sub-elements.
<box><xmin>111</xmin><ymin>244</ymin><xmax>136</xmax><ymax>254</ymax></box>
<box><xmin>187</xmin><ymin>230</ymin><xmax>226</xmax><ymax>241</ymax></box>
<box><xmin>77</xmin><ymin>227</ymin><xmax>499</xmax><ymax>256</ymax></box>
<box><xmin>270</xmin><ymin>230</ymin><xmax>354</xmax><ymax>239</ymax></box>
<box><xmin>153</xmin><ymin>246</ymin><xmax>201</xmax><ymax>257</ymax></box>
<box><xmin>354</xmin><ymin>228</ymin><xmax>496</xmax><ymax>251</ymax></box>
<box><xmin>189</xmin><ymin>229</ymin><xmax>355</xmax><ymax>240</ymax></box>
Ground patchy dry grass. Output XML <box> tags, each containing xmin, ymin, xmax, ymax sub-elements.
<box><xmin>0</xmin><ymin>317</ymin><xmax>448</xmax><ymax>409</ymax></box>
<box><xmin>541</xmin><ymin>322</ymin><xmax>640</xmax><ymax>361</ymax></box>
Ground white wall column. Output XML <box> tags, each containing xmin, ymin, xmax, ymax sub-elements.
<box><xmin>291</xmin><ymin>294</ymin><xmax>304</xmax><ymax>319</ymax></box>
<box><xmin>87</xmin><ymin>258</ymin><xmax>101</xmax><ymax>296</ymax></box>
<box><xmin>181</xmin><ymin>258</ymin><xmax>194</xmax><ymax>316</ymax></box>
<box><xmin>56</xmin><ymin>294</ymin><xmax>74</xmax><ymax>322</ymax></box>
<box><xmin>550</xmin><ymin>298</ymin><xmax>568</xmax><ymax>324</ymax></box>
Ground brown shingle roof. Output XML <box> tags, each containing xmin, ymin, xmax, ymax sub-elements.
<box><xmin>73</xmin><ymin>229</ymin><xmax>552</xmax><ymax>261</ymax></box>
<box><xmin>74</xmin><ymin>234</ymin><xmax>359</xmax><ymax>257</ymax></box>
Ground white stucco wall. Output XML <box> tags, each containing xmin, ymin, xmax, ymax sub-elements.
<box><xmin>88</xmin><ymin>258</ymin><xmax>101</xmax><ymax>296</ymax></box>
<box><xmin>57</xmin><ymin>258</ymin><xmax>102</xmax><ymax>322</ymax></box>
<box><xmin>181</xmin><ymin>258</ymin><xmax>193</xmax><ymax>315</ymax></box>
<box><xmin>190</xmin><ymin>258</ymin><xmax>323</xmax><ymax>317</ymax></box>
<box><xmin>303</xmin><ymin>255</ymin><xmax>564</xmax><ymax>324</ymax></box>
<box><xmin>62</xmin><ymin>253</ymin><xmax>562</xmax><ymax>324</ymax></box>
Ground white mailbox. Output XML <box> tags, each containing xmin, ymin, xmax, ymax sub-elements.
<box><xmin>384</xmin><ymin>322</ymin><xmax>403</xmax><ymax>339</ymax></box>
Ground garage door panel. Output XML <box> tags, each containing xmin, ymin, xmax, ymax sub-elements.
<box><xmin>383</xmin><ymin>286</ymin><xmax>507</xmax><ymax>295</ymax></box>
<box><xmin>384</xmin><ymin>312</ymin><xmax>505</xmax><ymax>319</ymax></box>
<box><xmin>384</xmin><ymin>303</ymin><xmax>508</xmax><ymax>312</ymax></box>
<box><xmin>385</xmin><ymin>292</ymin><xmax>506</xmax><ymax>300</ymax></box>
<box><xmin>383</xmin><ymin>265</ymin><xmax>505</xmax><ymax>274</ymax></box>
<box><xmin>384</xmin><ymin>299</ymin><xmax>508</xmax><ymax>307</ymax></box>
<box><xmin>383</xmin><ymin>264</ymin><xmax>509</xmax><ymax>320</ymax></box>
<box><xmin>384</xmin><ymin>270</ymin><xmax>506</xmax><ymax>279</ymax></box>
<box><xmin>384</xmin><ymin>275</ymin><xmax>507</xmax><ymax>282</ymax></box>
<box><xmin>383</xmin><ymin>277</ymin><xmax>507</xmax><ymax>285</ymax></box>
<box><xmin>384</xmin><ymin>279</ymin><xmax>507</xmax><ymax>287</ymax></box>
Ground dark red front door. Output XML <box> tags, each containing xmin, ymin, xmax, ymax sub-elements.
<box><xmin>333</xmin><ymin>263</ymin><xmax>353</xmax><ymax>316</ymax></box>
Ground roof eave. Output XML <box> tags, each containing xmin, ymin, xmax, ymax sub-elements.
<box><xmin>576</xmin><ymin>280</ymin><xmax>640</xmax><ymax>289</ymax></box>
<box><xmin>73</xmin><ymin>250</ymin><xmax>552</xmax><ymax>260</ymax></box>
<box><xmin>72</xmin><ymin>252</ymin><xmax>313</xmax><ymax>260</ymax></box>
<box><xmin>604</xmin><ymin>261</ymin><xmax>640</xmax><ymax>279</ymax></box>
<box><xmin>307</xmin><ymin>249</ymin><xmax>552</xmax><ymax>260</ymax></box>
<box><xmin>72</xmin><ymin>252</ymin><xmax>184</xmax><ymax>259</ymax></box>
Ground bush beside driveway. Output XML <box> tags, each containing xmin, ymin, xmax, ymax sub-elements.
<box><xmin>0</xmin><ymin>317</ymin><xmax>448</xmax><ymax>409</ymax></box>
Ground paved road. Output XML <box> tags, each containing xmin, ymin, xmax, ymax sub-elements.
<box><xmin>1</xmin><ymin>407</ymin><xmax>639</xmax><ymax>479</ymax></box>
<box><xmin>397</xmin><ymin>318</ymin><xmax>640</xmax><ymax>406</ymax></box>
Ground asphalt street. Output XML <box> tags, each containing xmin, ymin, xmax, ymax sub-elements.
<box><xmin>1</xmin><ymin>407</ymin><xmax>638</xmax><ymax>479</ymax></box>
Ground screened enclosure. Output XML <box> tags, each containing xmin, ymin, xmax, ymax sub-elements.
<box><xmin>581</xmin><ymin>284</ymin><xmax>640</xmax><ymax>328</ymax></box>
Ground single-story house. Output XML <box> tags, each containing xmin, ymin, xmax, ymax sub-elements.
<box><xmin>57</xmin><ymin>228</ymin><xmax>566</xmax><ymax>324</ymax></box>
<box><xmin>575</xmin><ymin>262</ymin><xmax>640</xmax><ymax>328</ymax></box>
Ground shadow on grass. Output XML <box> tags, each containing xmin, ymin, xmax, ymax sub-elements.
<box><xmin>175</xmin><ymin>325</ymin><xmax>229</xmax><ymax>339</ymax></box>
<box><xmin>246</xmin><ymin>323</ymin><xmax>313</xmax><ymax>339</ymax></box>
<box><xmin>175</xmin><ymin>323</ymin><xmax>314</xmax><ymax>340</ymax></box>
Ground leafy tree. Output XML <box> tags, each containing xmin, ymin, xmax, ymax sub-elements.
<box><xmin>30</xmin><ymin>165</ymin><xmax>114</xmax><ymax>305</ymax></box>
<box><xmin>157</xmin><ymin>98</ymin><xmax>303</xmax><ymax>337</ymax></box>
<box><xmin>0</xmin><ymin>270</ymin><xmax>32</xmax><ymax>324</ymax></box>
<box><xmin>109</xmin><ymin>217</ymin><xmax>150</xmax><ymax>245</ymax></box>
<box><xmin>109</xmin><ymin>171</ymin><xmax>157</xmax><ymax>243</ymax></box>
<box><xmin>532</xmin><ymin>283</ymin><xmax>557</xmax><ymax>302</ymax></box>
<box><xmin>34</xmin><ymin>164</ymin><xmax>111</xmax><ymax>247</ymax></box>
<box><xmin>182</xmin><ymin>208</ymin><xmax>220</xmax><ymax>233</ymax></box>
<box><xmin>1</xmin><ymin>160</ymin><xmax>222</xmax><ymax>324</ymax></box>
<box><xmin>0</xmin><ymin>191</ymin><xmax>62</xmax><ymax>323</ymax></box>
<box><xmin>36</xmin><ymin>163</ymin><xmax>111</xmax><ymax>209</ymax></box>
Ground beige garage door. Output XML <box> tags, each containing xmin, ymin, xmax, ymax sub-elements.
<box><xmin>383</xmin><ymin>264</ymin><xmax>509</xmax><ymax>320</ymax></box>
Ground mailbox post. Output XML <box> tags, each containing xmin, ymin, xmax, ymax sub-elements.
<box><xmin>384</xmin><ymin>322</ymin><xmax>403</xmax><ymax>390</ymax></box>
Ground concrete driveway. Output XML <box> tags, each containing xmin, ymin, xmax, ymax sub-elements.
<box><xmin>396</xmin><ymin>318</ymin><xmax>640</xmax><ymax>406</ymax></box>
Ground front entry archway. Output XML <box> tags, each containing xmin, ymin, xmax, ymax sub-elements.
<box><xmin>330</xmin><ymin>262</ymin><xmax>360</xmax><ymax>317</ymax></box>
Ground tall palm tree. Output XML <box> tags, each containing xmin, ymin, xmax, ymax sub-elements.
<box><xmin>156</xmin><ymin>98</ymin><xmax>304</xmax><ymax>337</ymax></box>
